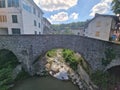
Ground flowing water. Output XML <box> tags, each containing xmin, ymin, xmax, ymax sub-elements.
<box><xmin>11</xmin><ymin>76</ymin><xmax>79</xmax><ymax>90</ymax></box>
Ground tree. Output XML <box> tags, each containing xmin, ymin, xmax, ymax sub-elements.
<box><xmin>111</xmin><ymin>0</ymin><xmax>120</xmax><ymax>14</ymax></box>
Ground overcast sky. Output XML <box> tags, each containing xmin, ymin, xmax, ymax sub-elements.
<box><xmin>33</xmin><ymin>0</ymin><xmax>114</xmax><ymax>24</ymax></box>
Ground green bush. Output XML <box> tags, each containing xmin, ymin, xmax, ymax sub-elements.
<box><xmin>62</xmin><ymin>49</ymin><xmax>79</xmax><ymax>70</ymax></box>
<box><xmin>0</xmin><ymin>68</ymin><xmax>13</xmax><ymax>85</ymax></box>
<box><xmin>0</xmin><ymin>85</ymin><xmax>9</xmax><ymax>90</ymax></box>
<box><xmin>46</xmin><ymin>49</ymin><xmax>57</xmax><ymax>57</ymax></box>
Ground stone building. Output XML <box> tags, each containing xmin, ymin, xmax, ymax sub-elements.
<box><xmin>0</xmin><ymin>0</ymin><xmax>44</xmax><ymax>35</ymax></box>
<box><xmin>84</xmin><ymin>13</ymin><xmax>120</xmax><ymax>41</ymax></box>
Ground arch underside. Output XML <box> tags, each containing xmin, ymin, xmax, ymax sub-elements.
<box><xmin>105</xmin><ymin>58</ymin><xmax>120</xmax><ymax>71</ymax></box>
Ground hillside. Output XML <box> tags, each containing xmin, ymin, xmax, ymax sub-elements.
<box><xmin>51</xmin><ymin>22</ymin><xmax>86</xmax><ymax>31</ymax></box>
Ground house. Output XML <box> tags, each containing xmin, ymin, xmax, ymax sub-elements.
<box><xmin>0</xmin><ymin>0</ymin><xmax>44</xmax><ymax>35</ymax></box>
<box><xmin>84</xmin><ymin>13</ymin><xmax>120</xmax><ymax>41</ymax></box>
<box><xmin>43</xmin><ymin>17</ymin><xmax>52</xmax><ymax>34</ymax></box>
<box><xmin>71</xmin><ymin>27</ymin><xmax>84</xmax><ymax>36</ymax></box>
<box><xmin>58</xmin><ymin>27</ymin><xmax>84</xmax><ymax>35</ymax></box>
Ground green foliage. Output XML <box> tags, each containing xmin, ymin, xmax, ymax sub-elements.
<box><xmin>0</xmin><ymin>50</ymin><xmax>19</xmax><ymax>90</ymax></box>
<box><xmin>111</xmin><ymin>0</ymin><xmax>120</xmax><ymax>14</ymax></box>
<box><xmin>15</xmin><ymin>69</ymin><xmax>30</xmax><ymax>81</ymax></box>
<box><xmin>51</xmin><ymin>21</ymin><xmax>86</xmax><ymax>33</ymax></box>
<box><xmin>91</xmin><ymin>70</ymin><xmax>116</xmax><ymax>90</ymax></box>
<box><xmin>62</xmin><ymin>49</ymin><xmax>80</xmax><ymax>70</ymax></box>
<box><xmin>0</xmin><ymin>85</ymin><xmax>9</xmax><ymax>90</ymax></box>
<box><xmin>46</xmin><ymin>49</ymin><xmax>57</xmax><ymax>57</ymax></box>
<box><xmin>102</xmin><ymin>48</ymin><xmax>116</xmax><ymax>66</ymax></box>
<box><xmin>0</xmin><ymin>68</ymin><xmax>14</xmax><ymax>86</ymax></box>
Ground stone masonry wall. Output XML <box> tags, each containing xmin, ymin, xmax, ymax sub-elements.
<box><xmin>0</xmin><ymin>35</ymin><xmax>120</xmax><ymax>74</ymax></box>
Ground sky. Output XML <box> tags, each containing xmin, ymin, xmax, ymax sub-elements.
<box><xmin>33</xmin><ymin>0</ymin><xmax>114</xmax><ymax>24</ymax></box>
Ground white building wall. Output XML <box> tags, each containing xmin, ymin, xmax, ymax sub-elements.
<box><xmin>0</xmin><ymin>0</ymin><xmax>43</xmax><ymax>35</ymax></box>
<box><xmin>0</xmin><ymin>8</ymin><xmax>23</xmax><ymax>34</ymax></box>
<box><xmin>21</xmin><ymin>0</ymin><xmax>43</xmax><ymax>34</ymax></box>
<box><xmin>86</xmin><ymin>16</ymin><xmax>113</xmax><ymax>41</ymax></box>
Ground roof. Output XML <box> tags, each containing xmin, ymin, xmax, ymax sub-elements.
<box><xmin>85</xmin><ymin>13</ymin><xmax>120</xmax><ymax>28</ymax></box>
<box><xmin>95</xmin><ymin>13</ymin><xmax>119</xmax><ymax>22</ymax></box>
<box><xmin>43</xmin><ymin>17</ymin><xmax>51</xmax><ymax>25</ymax></box>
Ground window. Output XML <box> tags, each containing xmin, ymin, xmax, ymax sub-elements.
<box><xmin>33</xmin><ymin>8</ymin><xmax>36</xmax><ymax>15</ymax></box>
<box><xmin>34</xmin><ymin>31</ymin><xmax>37</xmax><ymax>34</ymax></box>
<box><xmin>96</xmin><ymin>21</ymin><xmax>101</xmax><ymax>27</ymax></box>
<box><xmin>8</xmin><ymin>0</ymin><xmax>19</xmax><ymax>7</ymax></box>
<box><xmin>23</xmin><ymin>3</ymin><xmax>31</xmax><ymax>13</ymax></box>
<box><xmin>12</xmin><ymin>15</ymin><xmax>18</xmax><ymax>23</ymax></box>
<box><xmin>12</xmin><ymin>28</ymin><xmax>21</xmax><ymax>35</ymax></box>
<box><xmin>0</xmin><ymin>15</ymin><xmax>7</xmax><ymax>22</ymax></box>
<box><xmin>38</xmin><ymin>23</ymin><xmax>40</xmax><ymax>28</ymax></box>
<box><xmin>0</xmin><ymin>0</ymin><xmax>5</xmax><ymax>8</ymax></box>
<box><xmin>34</xmin><ymin>20</ymin><xmax>37</xmax><ymax>26</ymax></box>
<box><xmin>95</xmin><ymin>31</ymin><xmax>100</xmax><ymax>37</ymax></box>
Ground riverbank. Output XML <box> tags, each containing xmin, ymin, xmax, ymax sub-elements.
<box><xmin>42</xmin><ymin>49</ymin><xmax>96</xmax><ymax>90</ymax></box>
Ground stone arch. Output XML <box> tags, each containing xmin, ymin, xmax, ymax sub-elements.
<box><xmin>32</xmin><ymin>48</ymin><xmax>92</xmax><ymax>74</ymax></box>
<box><xmin>0</xmin><ymin>48</ymin><xmax>21</xmax><ymax>63</ymax></box>
<box><xmin>32</xmin><ymin>48</ymin><xmax>96</xmax><ymax>89</ymax></box>
<box><xmin>0</xmin><ymin>49</ymin><xmax>20</xmax><ymax>68</ymax></box>
<box><xmin>33</xmin><ymin>47</ymin><xmax>89</xmax><ymax>66</ymax></box>
<box><xmin>107</xmin><ymin>65</ymin><xmax>120</xmax><ymax>79</ymax></box>
<box><xmin>0</xmin><ymin>48</ymin><xmax>18</xmax><ymax>60</ymax></box>
<box><xmin>105</xmin><ymin>58</ymin><xmax>120</xmax><ymax>71</ymax></box>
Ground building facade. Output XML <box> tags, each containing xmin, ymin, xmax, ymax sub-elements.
<box><xmin>43</xmin><ymin>17</ymin><xmax>52</xmax><ymax>34</ymax></box>
<box><xmin>0</xmin><ymin>0</ymin><xmax>43</xmax><ymax>35</ymax></box>
<box><xmin>84</xmin><ymin>14</ymin><xmax>120</xmax><ymax>41</ymax></box>
<box><xmin>71</xmin><ymin>27</ymin><xmax>84</xmax><ymax>36</ymax></box>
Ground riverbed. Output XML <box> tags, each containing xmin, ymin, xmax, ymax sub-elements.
<box><xmin>10</xmin><ymin>76</ymin><xmax>79</xmax><ymax>90</ymax></box>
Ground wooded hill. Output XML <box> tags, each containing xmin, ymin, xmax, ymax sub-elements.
<box><xmin>51</xmin><ymin>21</ymin><xmax>86</xmax><ymax>31</ymax></box>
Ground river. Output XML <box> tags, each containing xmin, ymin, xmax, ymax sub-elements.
<box><xmin>10</xmin><ymin>76</ymin><xmax>79</xmax><ymax>90</ymax></box>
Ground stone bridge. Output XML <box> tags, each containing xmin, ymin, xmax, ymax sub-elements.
<box><xmin>0</xmin><ymin>35</ymin><xmax>120</xmax><ymax>74</ymax></box>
